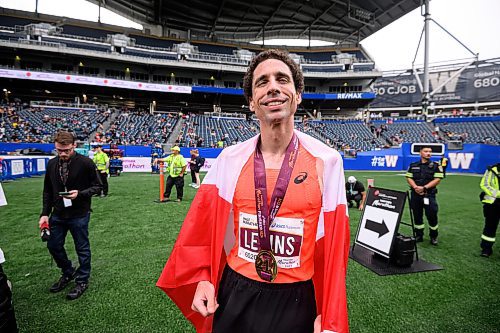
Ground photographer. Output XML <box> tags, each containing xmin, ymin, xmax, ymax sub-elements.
<box><xmin>345</xmin><ymin>176</ymin><xmax>366</xmax><ymax>210</ymax></box>
<box><xmin>38</xmin><ymin>131</ymin><xmax>102</xmax><ymax>300</ymax></box>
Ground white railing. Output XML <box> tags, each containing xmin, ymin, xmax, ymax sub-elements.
<box><xmin>30</xmin><ymin>100</ymin><xmax>106</xmax><ymax>111</ymax></box>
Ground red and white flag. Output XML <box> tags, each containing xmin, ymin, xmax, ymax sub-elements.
<box><xmin>157</xmin><ymin>130</ymin><xmax>350</xmax><ymax>333</ymax></box>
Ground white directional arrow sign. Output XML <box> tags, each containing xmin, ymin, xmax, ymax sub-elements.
<box><xmin>357</xmin><ymin>205</ymin><xmax>399</xmax><ymax>257</ymax></box>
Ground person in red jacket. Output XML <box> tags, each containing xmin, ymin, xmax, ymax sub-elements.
<box><xmin>157</xmin><ymin>50</ymin><xmax>350</xmax><ymax>333</ymax></box>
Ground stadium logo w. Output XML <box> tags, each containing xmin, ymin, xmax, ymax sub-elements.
<box><xmin>384</xmin><ymin>155</ymin><xmax>398</xmax><ymax>167</ymax></box>
<box><xmin>429</xmin><ymin>71</ymin><xmax>460</xmax><ymax>93</ymax></box>
<box><xmin>448</xmin><ymin>153</ymin><xmax>474</xmax><ymax>169</ymax></box>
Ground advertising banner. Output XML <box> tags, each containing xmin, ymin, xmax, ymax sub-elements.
<box><xmin>372</xmin><ymin>61</ymin><xmax>500</xmax><ymax>107</ymax></box>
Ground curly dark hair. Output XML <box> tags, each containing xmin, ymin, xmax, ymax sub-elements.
<box><xmin>243</xmin><ymin>49</ymin><xmax>304</xmax><ymax>102</ymax></box>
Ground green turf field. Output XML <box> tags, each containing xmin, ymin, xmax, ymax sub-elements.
<box><xmin>0</xmin><ymin>172</ymin><xmax>498</xmax><ymax>333</ymax></box>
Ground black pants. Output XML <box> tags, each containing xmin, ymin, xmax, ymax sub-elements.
<box><xmin>98</xmin><ymin>171</ymin><xmax>108</xmax><ymax>195</ymax></box>
<box><xmin>213</xmin><ymin>266</ymin><xmax>316</xmax><ymax>333</ymax></box>
<box><xmin>190</xmin><ymin>169</ymin><xmax>198</xmax><ymax>183</ymax></box>
<box><xmin>0</xmin><ymin>264</ymin><xmax>18</xmax><ymax>333</ymax></box>
<box><xmin>347</xmin><ymin>194</ymin><xmax>362</xmax><ymax>207</ymax></box>
<box><xmin>164</xmin><ymin>175</ymin><xmax>184</xmax><ymax>200</ymax></box>
<box><xmin>481</xmin><ymin>201</ymin><xmax>500</xmax><ymax>252</ymax></box>
<box><xmin>410</xmin><ymin>192</ymin><xmax>439</xmax><ymax>238</ymax></box>
<box><xmin>47</xmin><ymin>213</ymin><xmax>91</xmax><ymax>284</ymax></box>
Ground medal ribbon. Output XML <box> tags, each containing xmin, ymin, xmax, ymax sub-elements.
<box><xmin>254</xmin><ymin>133</ymin><xmax>299</xmax><ymax>252</ymax></box>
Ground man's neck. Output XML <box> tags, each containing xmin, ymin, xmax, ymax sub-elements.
<box><xmin>259</xmin><ymin>122</ymin><xmax>294</xmax><ymax>169</ymax></box>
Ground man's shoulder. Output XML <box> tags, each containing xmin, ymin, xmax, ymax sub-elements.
<box><xmin>47</xmin><ymin>157</ymin><xmax>58</xmax><ymax>167</ymax></box>
<box><xmin>296</xmin><ymin>131</ymin><xmax>340</xmax><ymax>160</ymax></box>
<box><xmin>409</xmin><ymin>161</ymin><xmax>421</xmax><ymax>167</ymax></box>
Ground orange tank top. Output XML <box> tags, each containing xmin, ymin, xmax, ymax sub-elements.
<box><xmin>226</xmin><ymin>145</ymin><xmax>323</xmax><ymax>283</ymax></box>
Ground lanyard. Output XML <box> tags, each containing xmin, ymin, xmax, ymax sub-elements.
<box><xmin>58</xmin><ymin>158</ymin><xmax>71</xmax><ymax>187</ymax></box>
<box><xmin>253</xmin><ymin>133</ymin><xmax>299</xmax><ymax>252</ymax></box>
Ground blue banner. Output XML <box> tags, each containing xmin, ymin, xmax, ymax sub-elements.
<box><xmin>0</xmin><ymin>157</ymin><xmax>49</xmax><ymax>181</ymax></box>
<box><xmin>1</xmin><ymin>143</ymin><xmax>497</xmax><ymax>174</ymax></box>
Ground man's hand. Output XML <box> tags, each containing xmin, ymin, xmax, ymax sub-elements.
<box><xmin>313</xmin><ymin>315</ymin><xmax>321</xmax><ymax>333</ymax></box>
<box><xmin>63</xmin><ymin>190</ymin><xmax>79</xmax><ymax>200</ymax></box>
<box><xmin>414</xmin><ymin>186</ymin><xmax>425</xmax><ymax>195</ymax></box>
<box><xmin>191</xmin><ymin>281</ymin><xmax>219</xmax><ymax>317</ymax></box>
<box><xmin>38</xmin><ymin>215</ymin><xmax>49</xmax><ymax>228</ymax></box>
<box><xmin>358</xmin><ymin>203</ymin><xmax>364</xmax><ymax>211</ymax></box>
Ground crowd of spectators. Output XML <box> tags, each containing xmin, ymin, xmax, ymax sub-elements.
<box><xmin>2</xmin><ymin>102</ymin><xmax>499</xmax><ymax>150</ymax></box>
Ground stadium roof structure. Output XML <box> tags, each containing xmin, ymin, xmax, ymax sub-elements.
<box><xmin>86</xmin><ymin>0</ymin><xmax>421</xmax><ymax>45</ymax></box>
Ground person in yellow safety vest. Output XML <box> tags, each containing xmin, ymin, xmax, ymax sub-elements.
<box><xmin>217</xmin><ymin>138</ymin><xmax>224</xmax><ymax>148</ymax></box>
<box><xmin>157</xmin><ymin>146</ymin><xmax>187</xmax><ymax>202</ymax></box>
<box><xmin>479</xmin><ymin>162</ymin><xmax>500</xmax><ymax>257</ymax></box>
<box><xmin>92</xmin><ymin>145</ymin><xmax>110</xmax><ymax>197</ymax></box>
<box><xmin>439</xmin><ymin>156</ymin><xmax>449</xmax><ymax>178</ymax></box>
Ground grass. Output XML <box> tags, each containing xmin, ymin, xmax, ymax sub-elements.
<box><xmin>0</xmin><ymin>171</ymin><xmax>499</xmax><ymax>333</ymax></box>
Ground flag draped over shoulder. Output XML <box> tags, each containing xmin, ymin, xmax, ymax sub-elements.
<box><xmin>157</xmin><ymin>130</ymin><xmax>350</xmax><ymax>333</ymax></box>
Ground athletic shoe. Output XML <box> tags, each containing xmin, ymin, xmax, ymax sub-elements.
<box><xmin>66</xmin><ymin>282</ymin><xmax>88</xmax><ymax>300</ymax></box>
<box><xmin>480</xmin><ymin>249</ymin><xmax>492</xmax><ymax>258</ymax></box>
<box><xmin>50</xmin><ymin>270</ymin><xmax>76</xmax><ymax>293</ymax></box>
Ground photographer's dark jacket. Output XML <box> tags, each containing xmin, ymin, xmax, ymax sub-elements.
<box><xmin>41</xmin><ymin>153</ymin><xmax>102</xmax><ymax>218</ymax></box>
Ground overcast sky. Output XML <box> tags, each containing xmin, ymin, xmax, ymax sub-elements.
<box><xmin>1</xmin><ymin>0</ymin><xmax>499</xmax><ymax>71</ymax></box>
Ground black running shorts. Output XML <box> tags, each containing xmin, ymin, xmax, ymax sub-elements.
<box><xmin>213</xmin><ymin>265</ymin><xmax>317</xmax><ymax>333</ymax></box>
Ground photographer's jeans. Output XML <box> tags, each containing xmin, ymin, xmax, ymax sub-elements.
<box><xmin>47</xmin><ymin>213</ymin><xmax>91</xmax><ymax>284</ymax></box>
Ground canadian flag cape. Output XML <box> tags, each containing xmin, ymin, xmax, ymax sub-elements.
<box><xmin>157</xmin><ymin>130</ymin><xmax>350</xmax><ymax>333</ymax></box>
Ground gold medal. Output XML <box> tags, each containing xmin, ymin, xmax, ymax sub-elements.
<box><xmin>255</xmin><ymin>250</ymin><xmax>278</xmax><ymax>282</ymax></box>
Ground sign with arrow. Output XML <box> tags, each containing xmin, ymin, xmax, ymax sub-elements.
<box><xmin>365</xmin><ymin>219</ymin><xmax>389</xmax><ymax>238</ymax></box>
<box><xmin>354</xmin><ymin>187</ymin><xmax>407</xmax><ymax>258</ymax></box>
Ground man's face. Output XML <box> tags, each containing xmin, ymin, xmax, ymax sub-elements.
<box><xmin>420</xmin><ymin>148</ymin><xmax>432</xmax><ymax>160</ymax></box>
<box><xmin>248</xmin><ymin>59</ymin><xmax>301</xmax><ymax>126</ymax></box>
<box><xmin>55</xmin><ymin>142</ymin><xmax>76</xmax><ymax>161</ymax></box>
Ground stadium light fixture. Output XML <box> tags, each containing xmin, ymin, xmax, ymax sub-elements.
<box><xmin>347</xmin><ymin>1</ymin><xmax>375</xmax><ymax>26</ymax></box>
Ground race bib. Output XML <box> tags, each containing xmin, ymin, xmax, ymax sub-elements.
<box><xmin>238</xmin><ymin>212</ymin><xmax>304</xmax><ymax>269</ymax></box>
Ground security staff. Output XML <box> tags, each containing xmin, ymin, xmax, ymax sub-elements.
<box><xmin>157</xmin><ymin>146</ymin><xmax>187</xmax><ymax>202</ymax></box>
<box><xmin>479</xmin><ymin>163</ymin><xmax>500</xmax><ymax>257</ymax></box>
<box><xmin>92</xmin><ymin>145</ymin><xmax>110</xmax><ymax>197</ymax></box>
<box><xmin>439</xmin><ymin>156</ymin><xmax>449</xmax><ymax>178</ymax></box>
<box><xmin>406</xmin><ymin>146</ymin><xmax>444</xmax><ymax>245</ymax></box>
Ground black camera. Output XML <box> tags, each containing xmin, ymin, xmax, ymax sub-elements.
<box><xmin>40</xmin><ymin>221</ymin><xmax>51</xmax><ymax>242</ymax></box>
<box><xmin>41</xmin><ymin>228</ymin><xmax>50</xmax><ymax>242</ymax></box>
